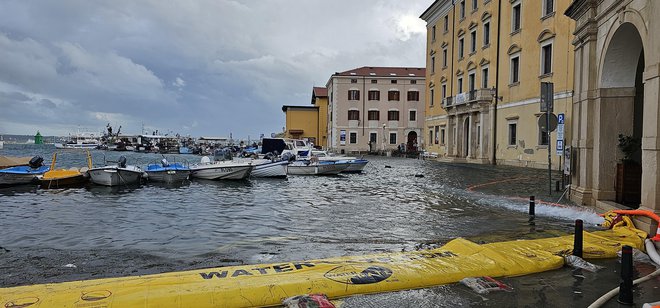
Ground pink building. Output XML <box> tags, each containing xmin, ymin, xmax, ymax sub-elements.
<box><xmin>326</xmin><ymin>67</ymin><xmax>426</xmax><ymax>154</ymax></box>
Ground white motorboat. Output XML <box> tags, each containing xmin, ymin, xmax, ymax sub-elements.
<box><xmin>287</xmin><ymin>160</ymin><xmax>350</xmax><ymax>175</ymax></box>
<box><xmin>145</xmin><ymin>159</ymin><xmax>191</xmax><ymax>183</ymax></box>
<box><xmin>250</xmin><ymin>159</ymin><xmax>288</xmax><ymax>178</ymax></box>
<box><xmin>88</xmin><ymin>156</ymin><xmax>145</xmax><ymax>186</ymax></box>
<box><xmin>311</xmin><ymin>150</ymin><xmax>369</xmax><ymax>173</ymax></box>
<box><xmin>189</xmin><ymin>156</ymin><xmax>253</xmax><ymax>180</ymax></box>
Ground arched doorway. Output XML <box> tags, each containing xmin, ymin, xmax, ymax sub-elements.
<box><xmin>406</xmin><ymin>131</ymin><xmax>417</xmax><ymax>152</ymax></box>
<box><xmin>463</xmin><ymin>117</ymin><xmax>470</xmax><ymax>158</ymax></box>
<box><xmin>599</xmin><ymin>22</ymin><xmax>644</xmax><ymax>207</ymax></box>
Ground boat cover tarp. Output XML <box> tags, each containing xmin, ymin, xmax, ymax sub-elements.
<box><xmin>0</xmin><ymin>224</ymin><xmax>646</xmax><ymax>307</ymax></box>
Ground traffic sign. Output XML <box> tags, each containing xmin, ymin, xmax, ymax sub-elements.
<box><xmin>538</xmin><ymin>113</ymin><xmax>558</xmax><ymax>132</ymax></box>
<box><xmin>557</xmin><ymin>113</ymin><xmax>565</xmax><ymax>124</ymax></box>
<box><xmin>556</xmin><ymin>140</ymin><xmax>563</xmax><ymax>156</ymax></box>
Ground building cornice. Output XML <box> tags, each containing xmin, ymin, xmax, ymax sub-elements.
<box><xmin>420</xmin><ymin>0</ymin><xmax>453</xmax><ymax>27</ymax></box>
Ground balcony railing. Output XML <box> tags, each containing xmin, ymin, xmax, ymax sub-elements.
<box><xmin>443</xmin><ymin>88</ymin><xmax>494</xmax><ymax>108</ymax></box>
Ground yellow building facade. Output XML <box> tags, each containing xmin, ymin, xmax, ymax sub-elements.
<box><xmin>311</xmin><ymin>87</ymin><xmax>329</xmax><ymax>148</ymax></box>
<box><xmin>281</xmin><ymin>105</ymin><xmax>319</xmax><ymax>146</ymax></box>
<box><xmin>422</xmin><ymin>0</ymin><xmax>575</xmax><ymax>168</ymax></box>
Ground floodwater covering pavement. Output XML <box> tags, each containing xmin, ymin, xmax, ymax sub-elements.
<box><xmin>0</xmin><ymin>144</ymin><xmax>658</xmax><ymax>307</ymax></box>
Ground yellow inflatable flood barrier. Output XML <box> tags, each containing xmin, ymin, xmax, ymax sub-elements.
<box><xmin>0</xmin><ymin>225</ymin><xmax>646</xmax><ymax>308</ymax></box>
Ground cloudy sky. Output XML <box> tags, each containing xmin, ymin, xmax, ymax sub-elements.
<box><xmin>0</xmin><ymin>0</ymin><xmax>429</xmax><ymax>139</ymax></box>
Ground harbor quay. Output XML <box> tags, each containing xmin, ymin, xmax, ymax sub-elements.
<box><xmin>0</xmin><ymin>144</ymin><xmax>658</xmax><ymax>306</ymax></box>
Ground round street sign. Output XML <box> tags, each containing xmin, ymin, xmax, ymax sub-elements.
<box><xmin>538</xmin><ymin>113</ymin><xmax>558</xmax><ymax>132</ymax></box>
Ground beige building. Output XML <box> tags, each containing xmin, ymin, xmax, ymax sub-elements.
<box><xmin>421</xmin><ymin>0</ymin><xmax>575</xmax><ymax>167</ymax></box>
<box><xmin>326</xmin><ymin>67</ymin><xmax>426</xmax><ymax>154</ymax></box>
<box><xmin>565</xmin><ymin>0</ymin><xmax>660</xmax><ymax>231</ymax></box>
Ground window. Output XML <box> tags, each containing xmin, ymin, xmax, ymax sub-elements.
<box><xmin>432</xmin><ymin>25</ymin><xmax>436</xmax><ymax>41</ymax></box>
<box><xmin>389</xmin><ymin>133</ymin><xmax>397</xmax><ymax>145</ymax></box>
<box><xmin>368</xmin><ymin>90</ymin><xmax>380</xmax><ymax>101</ymax></box>
<box><xmin>483</xmin><ymin>21</ymin><xmax>490</xmax><ymax>46</ymax></box>
<box><xmin>444</xmin><ymin>15</ymin><xmax>449</xmax><ymax>32</ymax></box>
<box><xmin>543</xmin><ymin>0</ymin><xmax>554</xmax><ymax>16</ymax></box>
<box><xmin>482</xmin><ymin>67</ymin><xmax>489</xmax><ymax>88</ymax></box>
<box><xmin>541</xmin><ymin>43</ymin><xmax>553</xmax><ymax>75</ymax></box>
<box><xmin>391</xmin><ymin>79</ymin><xmax>398</xmax><ymax>84</ymax></box>
<box><xmin>349</xmin><ymin>132</ymin><xmax>357</xmax><ymax>144</ymax></box>
<box><xmin>409</xmin><ymin>110</ymin><xmax>417</xmax><ymax>121</ymax></box>
<box><xmin>429</xmin><ymin>130</ymin><xmax>434</xmax><ymax>145</ymax></box>
<box><xmin>458</xmin><ymin>37</ymin><xmax>464</xmax><ymax>58</ymax></box>
<box><xmin>510</xmin><ymin>55</ymin><xmax>520</xmax><ymax>84</ymax></box>
<box><xmin>440</xmin><ymin>128</ymin><xmax>446</xmax><ymax>145</ymax></box>
<box><xmin>388</xmin><ymin>110</ymin><xmax>399</xmax><ymax>121</ymax></box>
<box><xmin>442</xmin><ymin>48</ymin><xmax>448</xmax><ymax>67</ymax></box>
<box><xmin>430</xmin><ymin>88</ymin><xmax>435</xmax><ymax>106</ymax></box>
<box><xmin>477</xmin><ymin>125</ymin><xmax>481</xmax><ymax>145</ymax></box>
<box><xmin>512</xmin><ymin>2</ymin><xmax>521</xmax><ymax>32</ymax></box>
<box><xmin>348</xmin><ymin>90</ymin><xmax>360</xmax><ymax>100</ymax></box>
<box><xmin>508</xmin><ymin>122</ymin><xmax>517</xmax><ymax>146</ymax></box>
<box><xmin>371</xmin><ymin>79</ymin><xmax>377</xmax><ymax>84</ymax></box>
<box><xmin>539</xmin><ymin>127</ymin><xmax>549</xmax><ymax>145</ymax></box>
<box><xmin>407</xmin><ymin>91</ymin><xmax>419</xmax><ymax>101</ymax></box>
<box><xmin>472</xmin><ymin>0</ymin><xmax>478</xmax><ymax>11</ymax></box>
<box><xmin>348</xmin><ymin>110</ymin><xmax>360</xmax><ymax>120</ymax></box>
<box><xmin>370</xmin><ymin>132</ymin><xmax>377</xmax><ymax>143</ymax></box>
<box><xmin>411</xmin><ymin>80</ymin><xmax>417</xmax><ymax>84</ymax></box>
<box><xmin>470</xmin><ymin>30</ymin><xmax>477</xmax><ymax>53</ymax></box>
<box><xmin>441</xmin><ymin>83</ymin><xmax>447</xmax><ymax>99</ymax></box>
<box><xmin>388</xmin><ymin>90</ymin><xmax>400</xmax><ymax>101</ymax></box>
<box><xmin>431</xmin><ymin>56</ymin><xmax>436</xmax><ymax>74</ymax></box>
<box><xmin>460</xmin><ymin>0</ymin><xmax>465</xmax><ymax>19</ymax></box>
<box><xmin>457</xmin><ymin>77</ymin><xmax>463</xmax><ymax>93</ymax></box>
<box><xmin>368</xmin><ymin>110</ymin><xmax>380</xmax><ymax>120</ymax></box>
<box><xmin>351</xmin><ymin>79</ymin><xmax>358</xmax><ymax>83</ymax></box>
<box><xmin>468</xmin><ymin>72</ymin><xmax>476</xmax><ymax>92</ymax></box>
<box><xmin>434</xmin><ymin>126</ymin><xmax>439</xmax><ymax>144</ymax></box>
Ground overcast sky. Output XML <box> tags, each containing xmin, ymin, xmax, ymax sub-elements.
<box><xmin>0</xmin><ymin>0</ymin><xmax>429</xmax><ymax>139</ymax></box>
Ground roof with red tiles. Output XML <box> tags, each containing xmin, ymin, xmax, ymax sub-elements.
<box><xmin>312</xmin><ymin>87</ymin><xmax>328</xmax><ymax>97</ymax></box>
<box><xmin>332</xmin><ymin>66</ymin><xmax>426</xmax><ymax>78</ymax></box>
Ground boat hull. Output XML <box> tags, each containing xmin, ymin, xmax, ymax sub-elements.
<box><xmin>251</xmin><ymin>160</ymin><xmax>288</xmax><ymax>178</ymax></box>
<box><xmin>89</xmin><ymin>166</ymin><xmax>144</xmax><ymax>186</ymax></box>
<box><xmin>343</xmin><ymin>160</ymin><xmax>369</xmax><ymax>173</ymax></box>
<box><xmin>54</xmin><ymin>143</ymin><xmax>99</xmax><ymax>149</ymax></box>
<box><xmin>40</xmin><ymin>174</ymin><xmax>87</xmax><ymax>189</ymax></box>
<box><xmin>0</xmin><ymin>173</ymin><xmax>39</xmax><ymax>186</ymax></box>
<box><xmin>190</xmin><ymin>164</ymin><xmax>253</xmax><ymax>180</ymax></box>
<box><xmin>146</xmin><ymin>170</ymin><xmax>191</xmax><ymax>183</ymax></box>
<box><xmin>287</xmin><ymin>162</ymin><xmax>350</xmax><ymax>175</ymax></box>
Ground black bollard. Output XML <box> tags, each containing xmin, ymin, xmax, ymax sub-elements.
<box><xmin>529</xmin><ymin>196</ymin><xmax>535</xmax><ymax>217</ymax></box>
<box><xmin>573</xmin><ymin>219</ymin><xmax>583</xmax><ymax>258</ymax></box>
<box><xmin>617</xmin><ymin>245</ymin><xmax>634</xmax><ymax>305</ymax></box>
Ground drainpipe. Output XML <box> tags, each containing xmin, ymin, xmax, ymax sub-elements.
<box><xmin>450</xmin><ymin>0</ymin><xmax>456</xmax><ymax>156</ymax></box>
<box><xmin>491</xmin><ymin>0</ymin><xmax>502</xmax><ymax>165</ymax></box>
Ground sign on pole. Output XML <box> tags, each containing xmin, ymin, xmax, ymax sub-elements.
<box><xmin>556</xmin><ymin>140</ymin><xmax>564</xmax><ymax>156</ymax></box>
<box><xmin>540</xmin><ymin>82</ymin><xmax>554</xmax><ymax>112</ymax></box>
<box><xmin>557</xmin><ymin>113</ymin><xmax>565</xmax><ymax>155</ymax></box>
<box><xmin>538</xmin><ymin>113</ymin><xmax>558</xmax><ymax>132</ymax></box>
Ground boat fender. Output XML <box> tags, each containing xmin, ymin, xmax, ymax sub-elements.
<box><xmin>28</xmin><ymin>156</ymin><xmax>44</xmax><ymax>169</ymax></box>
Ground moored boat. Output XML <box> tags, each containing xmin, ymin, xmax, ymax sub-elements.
<box><xmin>286</xmin><ymin>160</ymin><xmax>350</xmax><ymax>175</ymax></box>
<box><xmin>146</xmin><ymin>159</ymin><xmax>190</xmax><ymax>183</ymax></box>
<box><xmin>88</xmin><ymin>156</ymin><xmax>145</xmax><ymax>186</ymax></box>
<box><xmin>189</xmin><ymin>156</ymin><xmax>253</xmax><ymax>180</ymax></box>
<box><xmin>0</xmin><ymin>156</ymin><xmax>49</xmax><ymax>186</ymax></box>
<box><xmin>40</xmin><ymin>153</ymin><xmax>90</xmax><ymax>189</ymax></box>
<box><xmin>311</xmin><ymin>151</ymin><xmax>369</xmax><ymax>173</ymax></box>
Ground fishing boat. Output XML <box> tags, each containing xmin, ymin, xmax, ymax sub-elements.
<box><xmin>189</xmin><ymin>156</ymin><xmax>253</xmax><ymax>180</ymax></box>
<box><xmin>54</xmin><ymin>131</ymin><xmax>101</xmax><ymax>149</ymax></box>
<box><xmin>88</xmin><ymin>156</ymin><xmax>145</xmax><ymax>186</ymax></box>
<box><xmin>145</xmin><ymin>159</ymin><xmax>190</xmax><ymax>183</ymax></box>
<box><xmin>286</xmin><ymin>159</ymin><xmax>350</xmax><ymax>175</ymax></box>
<box><xmin>250</xmin><ymin>159</ymin><xmax>288</xmax><ymax>178</ymax></box>
<box><xmin>0</xmin><ymin>156</ymin><xmax>49</xmax><ymax>186</ymax></box>
<box><xmin>40</xmin><ymin>152</ymin><xmax>90</xmax><ymax>189</ymax></box>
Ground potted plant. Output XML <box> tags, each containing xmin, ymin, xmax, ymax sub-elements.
<box><xmin>615</xmin><ymin>134</ymin><xmax>642</xmax><ymax>206</ymax></box>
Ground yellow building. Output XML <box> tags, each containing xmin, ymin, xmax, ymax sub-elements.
<box><xmin>281</xmin><ymin>105</ymin><xmax>319</xmax><ymax>146</ymax></box>
<box><xmin>421</xmin><ymin>0</ymin><xmax>575</xmax><ymax>168</ymax></box>
<box><xmin>311</xmin><ymin>87</ymin><xmax>329</xmax><ymax>148</ymax></box>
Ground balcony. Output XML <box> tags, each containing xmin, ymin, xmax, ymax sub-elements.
<box><xmin>442</xmin><ymin>88</ymin><xmax>494</xmax><ymax>108</ymax></box>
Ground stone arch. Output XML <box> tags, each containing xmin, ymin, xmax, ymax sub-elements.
<box><xmin>537</xmin><ymin>29</ymin><xmax>555</xmax><ymax>43</ymax></box>
<box><xmin>466</xmin><ymin>61</ymin><xmax>477</xmax><ymax>71</ymax></box>
<box><xmin>481</xmin><ymin>11</ymin><xmax>491</xmax><ymax>21</ymax></box>
<box><xmin>507</xmin><ymin>44</ymin><xmax>521</xmax><ymax>55</ymax></box>
<box><xmin>599</xmin><ymin>22</ymin><xmax>644</xmax><ymax>88</ymax></box>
